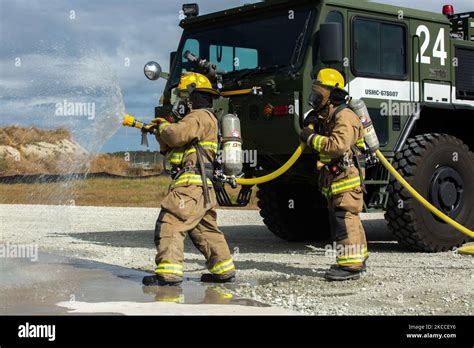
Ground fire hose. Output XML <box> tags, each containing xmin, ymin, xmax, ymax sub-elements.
<box><xmin>236</xmin><ymin>140</ymin><xmax>474</xmax><ymax>240</ymax></box>
<box><xmin>122</xmin><ymin>115</ymin><xmax>474</xmax><ymax>244</ymax></box>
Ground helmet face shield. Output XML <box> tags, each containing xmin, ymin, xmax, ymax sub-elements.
<box><xmin>175</xmin><ymin>89</ymin><xmax>190</xmax><ymax>99</ymax></box>
<box><xmin>308</xmin><ymin>83</ymin><xmax>331</xmax><ymax>112</ymax></box>
<box><xmin>172</xmin><ymin>92</ymin><xmax>191</xmax><ymax>120</ymax></box>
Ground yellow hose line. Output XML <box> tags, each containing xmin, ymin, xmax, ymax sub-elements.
<box><xmin>375</xmin><ymin>150</ymin><xmax>474</xmax><ymax>238</ymax></box>
<box><xmin>458</xmin><ymin>243</ymin><xmax>474</xmax><ymax>255</ymax></box>
<box><xmin>235</xmin><ymin>124</ymin><xmax>314</xmax><ymax>186</ymax></box>
<box><xmin>235</xmin><ymin>142</ymin><xmax>306</xmax><ymax>185</ymax></box>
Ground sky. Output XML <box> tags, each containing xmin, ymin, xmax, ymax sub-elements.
<box><xmin>0</xmin><ymin>0</ymin><xmax>472</xmax><ymax>153</ymax></box>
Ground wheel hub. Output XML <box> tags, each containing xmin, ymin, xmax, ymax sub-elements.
<box><xmin>429</xmin><ymin>166</ymin><xmax>464</xmax><ymax>218</ymax></box>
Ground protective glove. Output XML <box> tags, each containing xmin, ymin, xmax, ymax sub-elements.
<box><xmin>303</xmin><ymin>110</ymin><xmax>319</xmax><ymax>128</ymax></box>
<box><xmin>150</xmin><ymin>117</ymin><xmax>168</xmax><ymax>128</ymax></box>
<box><xmin>300</xmin><ymin>127</ymin><xmax>316</xmax><ymax>144</ymax></box>
<box><xmin>150</xmin><ymin>117</ymin><xmax>169</xmax><ymax>133</ymax></box>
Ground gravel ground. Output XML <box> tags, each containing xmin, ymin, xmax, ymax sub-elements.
<box><xmin>1</xmin><ymin>204</ymin><xmax>472</xmax><ymax>315</ymax></box>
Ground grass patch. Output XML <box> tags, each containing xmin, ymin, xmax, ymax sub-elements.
<box><xmin>0</xmin><ymin>176</ymin><xmax>259</xmax><ymax>209</ymax></box>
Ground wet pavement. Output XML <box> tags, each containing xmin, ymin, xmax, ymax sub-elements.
<box><xmin>0</xmin><ymin>252</ymin><xmax>296</xmax><ymax>315</ymax></box>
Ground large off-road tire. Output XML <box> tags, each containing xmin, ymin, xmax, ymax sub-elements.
<box><xmin>257</xmin><ymin>181</ymin><xmax>330</xmax><ymax>242</ymax></box>
<box><xmin>385</xmin><ymin>134</ymin><xmax>474</xmax><ymax>252</ymax></box>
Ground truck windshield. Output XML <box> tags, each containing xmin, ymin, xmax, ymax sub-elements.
<box><xmin>169</xmin><ymin>6</ymin><xmax>315</xmax><ymax>87</ymax></box>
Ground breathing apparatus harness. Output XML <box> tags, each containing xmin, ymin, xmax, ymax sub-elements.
<box><xmin>164</xmin><ymin>105</ymin><xmax>218</xmax><ymax>209</ymax></box>
<box><xmin>322</xmin><ymin>103</ymin><xmax>368</xmax><ymax>194</ymax></box>
<box><xmin>308</xmin><ymin>74</ymin><xmax>380</xmax><ymax>195</ymax></box>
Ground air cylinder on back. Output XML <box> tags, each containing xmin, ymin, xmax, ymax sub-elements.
<box><xmin>221</xmin><ymin>113</ymin><xmax>243</xmax><ymax>176</ymax></box>
<box><xmin>350</xmin><ymin>99</ymin><xmax>380</xmax><ymax>152</ymax></box>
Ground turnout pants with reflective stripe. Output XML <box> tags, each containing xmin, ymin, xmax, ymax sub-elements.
<box><xmin>154</xmin><ymin>184</ymin><xmax>235</xmax><ymax>282</ymax></box>
<box><xmin>328</xmin><ymin>186</ymin><xmax>368</xmax><ymax>271</ymax></box>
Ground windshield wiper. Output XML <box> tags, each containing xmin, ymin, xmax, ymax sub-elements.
<box><xmin>290</xmin><ymin>10</ymin><xmax>313</xmax><ymax>70</ymax></box>
<box><xmin>228</xmin><ymin>64</ymin><xmax>290</xmax><ymax>85</ymax></box>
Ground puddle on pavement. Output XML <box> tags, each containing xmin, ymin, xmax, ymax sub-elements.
<box><xmin>0</xmin><ymin>252</ymin><xmax>268</xmax><ymax>314</ymax></box>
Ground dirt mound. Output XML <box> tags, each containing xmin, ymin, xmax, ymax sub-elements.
<box><xmin>0</xmin><ymin>127</ymin><xmax>141</xmax><ymax>176</ymax></box>
<box><xmin>0</xmin><ymin>126</ymin><xmax>71</xmax><ymax>146</ymax></box>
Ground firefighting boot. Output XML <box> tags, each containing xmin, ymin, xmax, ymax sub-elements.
<box><xmin>200</xmin><ymin>273</ymin><xmax>236</xmax><ymax>283</ymax></box>
<box><xmin>142</xmin><ymin>275</ymin><xmax>182</xmax><ymax>287</ymax></box>
<box><xmin>324</xmin><ymin>265</ymin><xmax>365</xmax><ymax>281</ymax></box>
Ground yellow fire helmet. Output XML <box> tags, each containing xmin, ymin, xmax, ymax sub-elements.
<box><xmin>316</xmin><ymin>68</ymin><xmax>346</xmax><ymax>90</ymax></box>
<box><xmin>177</xmin><ymin>72</ymin><xmax>220</xmax><ymax>96</ymax></box>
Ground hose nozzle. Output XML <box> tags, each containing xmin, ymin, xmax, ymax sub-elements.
<box><xmin>122</xmin><ymin>114</ymin><xmax>146</xmax><ymax>130</ymax></box>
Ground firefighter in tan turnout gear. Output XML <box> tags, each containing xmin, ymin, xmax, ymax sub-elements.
<box><xmin>300</xmin><ymin>69</ymin><xmax>368</xmax><ymax>281</ymax></box>
<box><xmin>142</xmin><ymin>72</ymin><xmax>236</xmax><ymax>286</ymax></box>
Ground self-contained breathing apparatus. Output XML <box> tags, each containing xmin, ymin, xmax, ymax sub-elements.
<box><xmin>307</xmin><ymin>69</ymin><xmax>380</xmax><ymax>194</ymax></box>
<box><xmin>321</xmin><ymin>99</ymin><xmax>380</xmax><ymax>194</ymax></box>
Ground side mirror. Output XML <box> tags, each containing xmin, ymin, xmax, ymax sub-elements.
<box><xmin>320</xmin><ymin>23</ymin><xmax>343</xmax><ymax>64</ymax></box>
<box><xmin>144</xmin><ymin>61</ymin><xmax>162</xmax><ymax>80</ymax></box>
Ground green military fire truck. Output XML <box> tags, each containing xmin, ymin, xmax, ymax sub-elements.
<box><xmin>149</xmin><ymin>0</ymin><xmax>474</xmax><ymax>252</ymax></box>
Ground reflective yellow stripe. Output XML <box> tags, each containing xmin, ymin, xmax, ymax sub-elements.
<box><xmin>319</xmin><ymin>154</ymin><xmax>332</xmax><ymax>164</ymax></box>
<box><xmin>166</xmin><ymin>150</ymin><xmax>184</xmax><ymax>165</ymax></box>
<box><xmin>185</xmin><ymin>145</ymin><xmax>218</xmax><ymax>156</ymax></box>
<box><xmin>332</xmin><ymin>182</ymin><xmax>361</xmax><ymax>195</ymax></box>
<box><xmin>209</xmin><ymin>259</ymin><xmax>233</xmax><ymax>272</ymax></box>
<box><xmin>337</xmin><ymin>246</ymin><xmax>369</xmax><ymax>265</ymax></box>
<box><xmin>198</xmin><ymin>141</ymin><xmax>218</xmax><ymax>149</ymax></box>
<box><xmin>356</xmin><ymin>138</ymin><xmax>366</xmax><ymax>150</ymax></box>
<box><xmin>337</xmin><ymin>253</ymin><xmax>368</xmax><ymax>261</ymax></box>
<box><xmin>187</xmin><ymin>141</ymin><xmax>218</xmax><ymax>153</ymax></box>
<box><xmin>213</xmin><ymin>264</ymin><xmax>235</xmax><ymax>275</ymax></box>
<box><xmin>331</xmin><ymin>177</ymin><xmax>361</xmax><ymax>195</ymax></box>
<box><xmin>166</xmin><ymin>142</ymin><xmax>218</xmax><ymax>167</ymax></box>
<box><xmin>214</xmin><ymin>288</ymin><xmax>233</xmax><ymax>299</ymax></box>
<box><xmin>158</xmin><ymin>297</ymin><xmax>182</xmax><ymax>303</ymax></box>
<box><xmin>155</xmin><ymin>269</ymin><xmax>184</xmax><ymax>275</ymax></box>
<box><xmin>337</xmin><ymin>258</ymin><xmax>365</xmax><ymax>265</ymax></box>
<box><xmin>210</xmin><ymin>259</ymin><xmax>234</xmax><ymax>275</ymax></box>
<box><xmin>321</xmin><ymin>176</ymin><xmax>363</xmax><ymax>197</ymax></box>
<box><xmin>155</xmin><ymin>263</ymin><xmax>184</xmax><ymax>276</ymax></box>
<box><xmin>312</xmin><ymin>135</ymin><xmax>326</xmax><ymax>152</ymax></box>
<box><xmin>171</xmin><ymin>173</ymin><xmax>213</xmax><ymax>188</ymax></box>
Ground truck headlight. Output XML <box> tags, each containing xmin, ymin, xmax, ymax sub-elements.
<box><xmin>182</xmin><ymin>3</ymin><xmax>199</xmax><ymax>18</ymax></box>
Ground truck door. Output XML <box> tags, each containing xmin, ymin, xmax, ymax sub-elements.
<box><xmin>347</xmin><ymin>12</ymin><xmax>410</xmax><ymax>151</ymax></box>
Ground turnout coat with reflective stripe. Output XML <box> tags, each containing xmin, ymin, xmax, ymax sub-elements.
<box><xmin>156</xmin><ymin>109</ymin><xmax>218</xmax><ymax>188</ymax></box>
<box><xmin>310</xmin><ymin>106</ymin><xmax>365</xmax><ymax>197</ymax></box>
